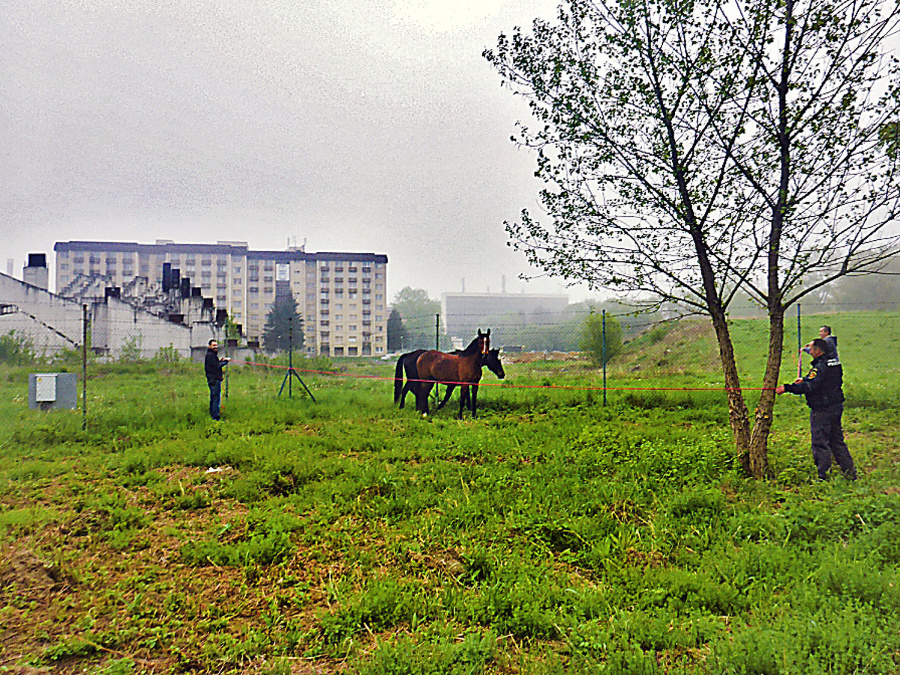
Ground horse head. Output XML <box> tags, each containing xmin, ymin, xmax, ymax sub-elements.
<box><xmin>484</xmin><ymin>348</ymin><xmax>505</xmax><ymax>379</ymax></box>
<box><xmin>477</xmin><ymin>328</ymin><xmax>491</xmax><ymax>355</ymax></box>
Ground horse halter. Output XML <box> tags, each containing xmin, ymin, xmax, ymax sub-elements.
<box><xmin>477</xmin><ymin>328</ymin><xmax>491</xmax><ymax>355</ymax></box>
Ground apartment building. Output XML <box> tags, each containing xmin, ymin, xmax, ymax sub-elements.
<box><xmin>53</xmin><ymin>240</ymin><xmax>389</xmax><ymax>356</ymax></box>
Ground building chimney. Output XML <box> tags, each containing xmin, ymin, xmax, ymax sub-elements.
<box><xmin>23</xmin><ymin>253</ymin><xmax>49</xmax><ymax>289</ymax></box>
<box><xmin>461</xmin><ymin>278</ymin><xmax>466</xmax><ymax>293</ymax></box>
<box><xmin>6</xmin><ymin>258</ymin><xmax>13</xmax><ymax>277</ymax></box>
<box><xmin>502</xmin><ymin>275</ymin><xmax>506</xmax><ymax>293</ymax></box>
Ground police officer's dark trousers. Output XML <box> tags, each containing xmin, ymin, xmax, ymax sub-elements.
<box><xmin>810</xmin><ymin>403</ymin><xmax>856</xmax><ymax>480</ymax></box>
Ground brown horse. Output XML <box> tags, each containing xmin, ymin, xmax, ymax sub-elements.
<box><xmin>414</xmin><ymin>329</ymin><xmax>491</xmax><ymax>419</ymax></box>
<box><xmin>395</xmin><ymin>347</ymin><xmax>505</xmax><ymax>410</ymax></box>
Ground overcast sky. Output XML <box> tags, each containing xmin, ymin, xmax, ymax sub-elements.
<box><xmin>3</xmin><ymin>1</ymin><xmax>897</xmax><ymax>304</ymax></box>
<box><xmin>1</xmin><ymin>0</ymin><xmax>592</xmax><ymax>301</ymax></box>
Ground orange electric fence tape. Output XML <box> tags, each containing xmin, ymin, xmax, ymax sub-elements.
<box><xmin>229</xmin><ymin>359</ymin><xmax>775</xmax><ymax>392</ymax></box>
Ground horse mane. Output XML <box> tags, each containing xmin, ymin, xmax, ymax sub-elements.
<box><xmin>458</xmin><ymin>336</ymin><xmax>482</xmax><ymax>356</ymax></box>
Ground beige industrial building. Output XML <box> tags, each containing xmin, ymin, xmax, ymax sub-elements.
<box><xmin>54</xmin><ymin>240</ymin><xmax>389</xmax><ymax>356</ymax></box>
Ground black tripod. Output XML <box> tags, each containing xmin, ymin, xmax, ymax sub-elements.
<box><xmin>278</xmin><ymin>317</ymin><xmax>316</xmax><ymax>402</ymax></box>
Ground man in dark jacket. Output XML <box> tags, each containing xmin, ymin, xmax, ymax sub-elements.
<box><xmin>803</xmin><ymin>325</ymin><xmax>838</xmax><ymax>358</ymax></box>
<box><xmin>205</xmin><ymin>339</ymin><xmax>230</xmax><ymax>421</ymax></box>
<box><xmin>777</xmin><ymin>338</ymin><xmax>856</xmax><ymax>481</ymax></box>
<box><xmin>819</xmin><ymin>325</ymin><xmax>838</xmax><ymax>358</ymax></box>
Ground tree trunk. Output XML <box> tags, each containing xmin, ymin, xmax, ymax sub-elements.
<box><xmin>708</xmin><ymin>309</ymin><xmax>754</xmax><ymax>475</ymax></box>
<box><xmin>747</xmin><ymin>309</ymin><xmax>783</xmax><ymax>479</ymax></box>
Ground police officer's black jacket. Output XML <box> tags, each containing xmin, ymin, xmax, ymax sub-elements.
<box><xmin>783</xmin><ymin>353</ymin><xmax>844</xmax><ymax>410</ymax></box>
<box><xmin>205</xmin><ymin>348</ymin><xmax>225</xmax><ymax>386</ymax></box>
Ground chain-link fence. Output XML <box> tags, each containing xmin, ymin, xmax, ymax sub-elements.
<box><xmin>1</xmin><ymin>302</ymin><xmax>897</xmax><ymax>427</ymax></box>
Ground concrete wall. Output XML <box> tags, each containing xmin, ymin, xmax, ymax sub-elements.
<box><xmin>90</xmin><ymin>300</ymin><xmax>192</xmax><ymax>359</ymax></box>
<box><xmin>0</xmin><ymin>271</ymin><xmax>195</xmax><ymax>359</ymax></box>
<box><xmin>0</xmin><ymin>272</ymin><xmax>84</xmax><ymax>355</ymax></box>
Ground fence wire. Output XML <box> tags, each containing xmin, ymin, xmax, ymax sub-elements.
<box><xmin>1</xmin><ymin>306</ymin><xmax>897</xmax><ymax>428</ymax></box>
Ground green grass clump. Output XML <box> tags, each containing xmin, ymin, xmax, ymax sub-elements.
<box><xmin>0</xmin><ymin>311</ymin><xmax>897</xmax><ymax>673</ymax></box>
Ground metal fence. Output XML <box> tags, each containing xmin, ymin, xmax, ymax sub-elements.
<box><xmin>2</xmin><ymin>305</ymin><xmax>897</xmax><ymax>428</ymax></box>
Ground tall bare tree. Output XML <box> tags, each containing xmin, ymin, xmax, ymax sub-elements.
<box><xmin>485</xmin><ymin>0</ymin><xmax>900</xmax><ymax>477</ymax></box>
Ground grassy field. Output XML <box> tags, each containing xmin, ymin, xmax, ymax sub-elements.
<box><xmin>1</xmin><ymin>314</ymin><xmax>899</xmax><ymax>674</ymax></box>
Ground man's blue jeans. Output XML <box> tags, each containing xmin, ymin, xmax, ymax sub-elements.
<box><xmin>209</xmin><ymin>381</ymin><xmax>221</xmax><ymax>420</ymax></box>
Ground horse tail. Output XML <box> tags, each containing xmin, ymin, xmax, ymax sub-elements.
<box><xmin>394</xmin><ymin>354</ymin><xmax>405</xmax><ymax>404</ymax></box>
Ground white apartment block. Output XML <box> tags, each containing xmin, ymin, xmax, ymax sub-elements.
<box><xmin>53</xmin><ymin>240</ymin><xmax>389</xmax><ymax>356</ymax></box>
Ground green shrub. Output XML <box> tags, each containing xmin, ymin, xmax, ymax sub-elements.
<box><xmin>0</xmin><ymin>330</ymin><xmax>35</xmax><ymax>365</ymax></box>
<box><xmin>319</xmin><ymin>577</ymin><xmax>426</xmax><ymax>646</ymax></box>
<box><xmin>358</xmin><ymin>629</ymin><xmax>496</xmax><ymax>675</ymax></box>
<box><xmin>709</xmin><ymin>602</ymin><xmax>900</xmax><ymax>674</ymax></box>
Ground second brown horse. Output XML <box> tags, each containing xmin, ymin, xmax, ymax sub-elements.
<box><xmin>414</xmin><ymin>329</ymin><xmax>491</xmax><ymax>419</ymax></box>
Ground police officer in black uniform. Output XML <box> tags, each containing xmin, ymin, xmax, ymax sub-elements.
<box><xmin>777</xmin><ymin>338</ymin><xmax>856</xmax><ymax>481</ymax></box>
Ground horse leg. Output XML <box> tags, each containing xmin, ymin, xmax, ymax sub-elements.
<box><xmin>471</xmin><ymin>384</ymin><xmax>479</xmax><ymax>418</ymax></box>
<box><xmin>400</xmin><ymin>381</ymin><xmax>418</xmax><ymax>409</ymax></box>
<box><xmin>457</xmin><ymin>385</ymin><xmax>470</xmax><ymax>419</ymax></box>
<box><xmin>401</xmin><ymin>350</ymin><xmax>425</xmax><ymax>411</ymax></box>
<box><xmin>417</xmin><ymin>382</ymin><xmax>434</xmax><ymax>414</ymax></box>
<box><xmin>436</xmin><ymin>384</ymin><xmax>456</xmax><ymax>410</ymax></box>
<box><xmin>460</xmin><ymin>386</ymin><xmax>470</xmax><ymax>412</ymax></box>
